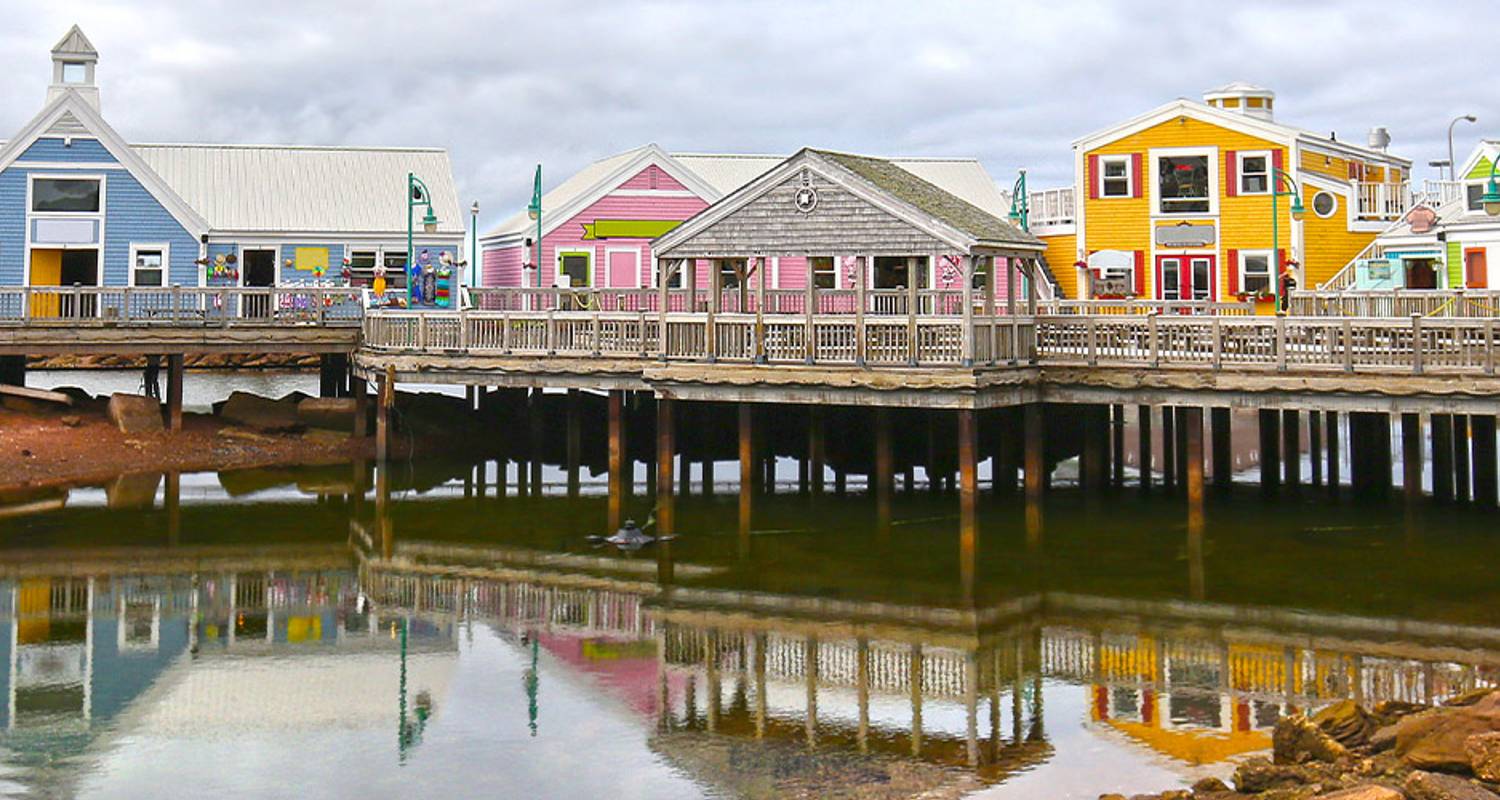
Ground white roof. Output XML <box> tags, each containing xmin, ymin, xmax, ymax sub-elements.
<box><xmin>133</xmin><ymin>142</ymin><xmax>466</xmax><ymax>235</ymax></box>
<box><xmin>52</xmin><ymin>25</ymin><xmax>98</xmax><ymax>58</ymax></box>
<box><xmin>485</xmin><ymin>145</ymin><xmax>1014</xmax><ymax>240</ymax></box>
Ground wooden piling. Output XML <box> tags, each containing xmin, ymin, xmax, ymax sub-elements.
<box><xmin>1111</xmin><ymin>404</ymin><xmax>1125</xmax><ymax>488</ymax></box>
<box><xmin>958</xmin><ymin>409</ymin><xmax>978</xmax><ymax>604</ymax></box>
<box><xmin>1473</xmin><ymin>415</ymin><xmax>1498</xmax><ymax>507</ymax></box>
<box><xmin>165</xmin><ymin>353</ymin><xmax>184</xmax><ymax>432</ymax></box>
<box><xmin>1082</xmin><ymin>404</ymin><xmax>1105</xmax><ymax>492</ymax></box>
<box><xmin>1401</xmin><ymin>413</ymin><xmax>1422</xmax><ymax>502</ymax></box>
<box><xmin>1326</xmin><ymin>411</ymin><xmax>1341</xmax><ymax>496</ymax></box>
<box><xmin>1162</xmin><ymin>406</ymin><xmax>1176</xmax><ymax>493</ymax></box>
<box><xmin>739</xmin><ymin>403</ymin><xmax>754</xmax><ymax>558</ymax></box>
<box><xmin>1309</xmin><ymin>410</ymin><xmax>1324</xmax><ymax>487</ymax></box>
<box><xmin>375</xmin><ymin>366</ymin><xmax>393</xmax><ymax>464</ymax></box>
<box><xmin>1183</xmin><ymin>407</ymin><xmax>1204</xmax><ymax>510</ymax></box>
<box><xmin>1023</xmin><ymin>403</ymin><xmax>1045</xmax><ymax>500</ymax></box>
<box><xmin>809</xmin><ymin>406</ymin><xmax>826</xmax><ymax>495</ymax></box>
<box><xmin>608</xmin><ymin>390</ymin><xmax>626</xmax><ymax>532</ymax></box>
<box><xmin>1432</xmin><ymin>414</ymin><xmax>1454</xmax><ymax>503</ymax></box>
<box><xmin>1282</xmin><ymin>409</ymin><xmax>1300</xmax><ymax>490</ymax></box>
<box><xmin>1258</xmin><ymin>409</ymin><xmax>1280</xmax><ymax>494</ymax></box>
<box><xmin>656</xmin><ymin>397</ymin><xmax>676</xmax><ymax>535</ymax></box>
<box><xmin>352</xmin><ymin>374</ymin><xmax>368</xmax><ymax>437</ymax></box>
<box><xmin>566</xmin><ymin>390</ymin><xmax>582</xmax><ymax>498</ymax></box>
<box><xmin>1210</xmin><ymin>407</ymin><xmax>1231</xmax><ymax>489</ymax></box>
<box><xmin>529</xmin><ymin>388</ymin><xmax>544</xmax><ymax>496</ymax></box>
<box><xmin>1138</xmin><ymin>405</ymin><xmax>1153</xmax><ymax>492</ymax></box>
<box><xmin>1454</xmin><ymin>415</ymin><xmax>1472</xmax><ymax>503</ymax></box>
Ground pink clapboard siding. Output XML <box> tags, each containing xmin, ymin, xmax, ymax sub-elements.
<box><xmin>483</xmin><ymin>166</ymin><xmax>710</xmax><ymax>289</ymax></box>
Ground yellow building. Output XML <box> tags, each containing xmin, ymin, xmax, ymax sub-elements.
<box><xmin>1031</xmin><ymin>83</ymin><xmax>1412</xmax><ymax>303</ymax></box>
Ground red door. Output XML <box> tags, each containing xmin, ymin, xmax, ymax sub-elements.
<box><xmin>1156</xmin><ymin>255</ymin><xmax>1216</xmax><ymax>302</ymax></box>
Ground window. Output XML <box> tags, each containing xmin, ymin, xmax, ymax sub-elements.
<box><xmin>810</xmin><ymin>257</ymin><xmax>836</xmax><ymax>289</ymax></box>
<box><xmin>1239</xmin><ymin>153</ymin><xmax>1269</xmax><ymax>194</ymax></box>
<box><xmin>61</xmin><ymin>62</ymin><xmax>87</xmax><ymax>84</ymax></box>
<box><xmin>657</xmin><ymin>261</ymin><xmax>685</xmax><ymax>288</ymax></box>
<box><xmin>1158</xmin><ymin>155</ymin><xmax>1210</xmax><ymax>214</ymax></box>
<box><xmin>1100</xmin><ymin>155</ymin><xmax>1132</xmax><ymax>197</ymax></box>
<box><xmin>1240</xmin><ymin>251</ymin><xmax>1272</xmax><ymax>295</ymax></box>
<box><xmin>32</xmin><ymin>177</ymin><xmax>100</xmax><ymax>213</ymax></box>
<box><xmin>716</xmin><ymin>259</ymin><xmax>744</xmax><ymax>289</ymax></box>
<box><xmin>1312</xmin><ymin>191</ymin><xmax>1338</xmax><ymax>218</ymax></box>
<box><xmin>131</xmin><ymin>245</ymin><xmax>166</xmax><ymax>287</ymax></box>
<box><xmin>382</xmin><ymin>250</ymin><xmax>409</xmax><ymax>289</ymax></box>
<box><xmin>1469</xmin><ymin>183</ymin><xmax>1486</xmax><ymax>213</ymax></box>
<box><xmin>557</xmin><ymin>252</ymin><xmax>590</xmax><ymax>288</ymax></box>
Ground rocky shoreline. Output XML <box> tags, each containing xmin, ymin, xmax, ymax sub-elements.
<box><xmin>1105</xmin><ymin>689</ymin><xmax>1500</xmax><ymax>800</ymax></box>
<box><xmin>27</xmin><ymin>352</ymin><xmax>320</xmax><ymax>369</ymax></box>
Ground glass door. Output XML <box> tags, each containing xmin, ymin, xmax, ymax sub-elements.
<box><xmin>1188</xmin><ymin>256</ymin><xmax>1214</xmax><ymax>301</ymax></box>
<box><xmin>1157</xmin><ymin>257</ymin><xmax>1181</xmax><ymax>300</ymax></box>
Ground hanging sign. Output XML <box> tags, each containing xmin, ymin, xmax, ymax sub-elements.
<box><xmin>1155</xmin><ymin>222</ymin><xmax>1216</xmax><ymax>248</ymax></box>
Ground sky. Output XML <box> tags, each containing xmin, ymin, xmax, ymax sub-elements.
<box><xmin>0</xmin><ymin>0</ymin><xmax>1494</xmax><ymax>233</ymax></box>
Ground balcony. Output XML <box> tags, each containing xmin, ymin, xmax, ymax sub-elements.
<box><xmin>1354</xmin><ymin>181</ymin><xmax>1411</xmax><ymax>222</ymax></box>
<box><xmin>1027</xmin><ymin>187</ymin><xmax>1075</xmax><ymax>228</ymax></box>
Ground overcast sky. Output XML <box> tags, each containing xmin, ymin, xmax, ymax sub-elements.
<box><xmin>1</xmin><ymin>1</ymin><xmax>1494</xmax><ymax>231</ymax></box>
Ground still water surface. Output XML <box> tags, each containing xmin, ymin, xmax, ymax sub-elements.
<box><xmin>1</xmin><ymin>460</ymin><xmax>1497</xmax><ymax>799</ymax></box>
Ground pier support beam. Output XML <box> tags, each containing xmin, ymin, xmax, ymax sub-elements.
<box><xmin>1161</xmin><ymin>407</ymin><xmax>1176</xmax><ymax>493</ymax></box>
<box><xmin>375</xmin><ymin>366</ymin><xmax>394</xmax><ymax>464</ymax></box>
<box><xmin>608</xmin><ymin>390</ymin><xmax>627</xmax><ymax>532</ymax></box>
<box><xmin>809</xmin><ymin>406</ymin><xmax>826</xmax><ymax>496</ymax></box>
<box><xmin>566</xmin><ymin>390</ymin><xmax>582</xmax><ymax>498</ymax></box>
<box><xmin>739</xmin><ymin>404</ymin><xmax>755</xmax><ymax>557</ymax></box>
<box><xmin>1082</xmin><ymin>404</ymin><xmax>1106</xmax><ymax>492</ymax></box>
<box><xmin>656</xmin><ymin>397</ymin><xmax>676</xmax><ymax>536</ymax></box>
<box><xmin>1309</xmin><ymin>411</ymin><xmax>1323</xmax><ymax>488</ymax></box>
<box><xmin>1111</xmin><ymin>404</ymin><xmax>1125</xmax><ymax>488</ymax></box>
<box><xmin>352</xmin><ymin>375</ymin><xmax>368</xmax><ymax>437</ymax></box>
<box><xmin>1183</xmin><ymin>407</ymin><xmax>1204</xmax><ymax>510</ymax></box>
<box><xmin>1023</xmin><ymin>403</ymin><xmax>1045</xmax><ymax>500</ymax></box>
<box><xmin>165</xmin><ymin>354</ymin><xmax>184</xmax><ymax>432</ymax></box>
<box><xmin>1401</xmin><ymin>413</ymin><xmax>1422</xmax><ymax>502</ymax></box>
<box><xmin>957</xmin><ymin>409</ymin><xmax>978</xmax><ymax>604</ymax></box>
<box><xmin>528</xmin><ymin>389</ymin><xmax>544</xmax><ymax>496</ymax></box>
<box><xmin>1258</xmin><ymin>409</ymin><xmax>1281</xmax><ymax>494</ymax></box>
<box><xmin>1210</xmin><ymin>407</ymin><xmax>1232</xmax><ymax>489</ymax></box>
<box><xmin>1138</xmin><ymin>405</ymin><xmax>1152</xmax><ymax>493</ymax></box>
<box><xmin>1474</xmin><ymin>415</ymin><xmax>1498</xmax><ymax>507</ymax></box>
<box><xmin>1432</xmin><ymin>414</ymin><xmax>1454</xmax><ymax>503</ymax></box>
<box><xmin>1326</xmin><ymin>411</ymin><xmax>1341</xmax><ymax>496</ymax></box>
<box><xmin>1350</xmin><ymin>412</ymin><xmax>1392</xmax><ymax>499</ymax></box>
<box><xmin>1282</xmin><ymin>409</ymin><xmax>1300</xmax><ymax>491</ymax></box>
<box><xmin>1454</xmin><ymin>415</ymin><xmax>1471</xmax><ymax>503</ymax></box>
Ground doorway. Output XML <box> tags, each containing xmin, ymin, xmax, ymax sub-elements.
<box><xmin>242</xmin><ymin>249</ymin><xmax>276</xmax><ymax>318</ymax></box>
<box><xmin>1405</xmin><ymin>258</ymin><xmax>1438</xmax><ymax>290</ymax></box>
<box><xmin>1156</xmin><ymin>255</ymin><xmax>1216</xmax><ymax>301</ymax></box>
<box><xmin>29</xmin><ymin>248</ymin><xmax>99</xmax><ymax>318</ymax></box>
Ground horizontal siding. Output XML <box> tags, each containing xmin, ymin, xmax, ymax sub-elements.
<box><xmin>19</xmin><ymin>137</ymin><xmax>117</xmax><ymax>163</ymax></box>
<box><xmin>483</xmin><ymin>245</ymin><xmax>523</xmax><ymax>288</ymax></box>
<box><xmin>1301</xmin><ymin>204</ymin><xmax>1373</xmax><ymax>289</ymax></box>
<box><xmin>206</xmin><ymin>243</ymin><xmax>238</xmax><ymax>287</ymax></box>
<box><xmin>535</xmin><ymin>191</ymin><xmax>710</xmax><ymax>289</ymax></box>
<box><xmin>102</xmin><ymin>170</ymin><xmax>200</xmax><ymax>286</ymax></box>
<box><xmin>0</xmin><ymin>170</ymin><xmax>24</xmax><ymax>285</ymax></box>
<box><xmin>618</xmin><ymin>165</ymin><xmax>688</xmax><ymax>192</ymax></box>
<box><xmin>1040</xmin><ymin>234</ymin><xmax>1078</xmax><ymax>298</ymax></box>
<box><xmin>278</xmin><ymin>244</ymin><xmax>347</xmax><ymax>285</ymax></box>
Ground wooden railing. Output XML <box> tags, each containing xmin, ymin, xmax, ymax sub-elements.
<box><xmin>0</xmin><ymin>286</ymin><xmax>365</xmax><ymax>327</ymax></box>
<box><xmin>1034</xmin><ymin>314</ymin><xmax>1499</xmax><ymax>376</ymax></box>
<box><xmin>1290</xmin><ymin>290</ymin><xmax>1500</xmax><ymax>318</ymax></box>
<box><xmin>362</xmin><ymin>309</ymin><xmax>1039</xmax><ymax>367</ymax></box>
<box><xmin>1037</xmin><ymin>299</ymin><xmax>1254</xmax><ymax>316</ymax></box>
<box><xmin>1028</xmin><ymin>187</ymin><xmax>1075</xmax><ymax>227</ymax></box>
<box><xmin>1354</xmin><ymin>181</ymin><xmax>1411</xmax><ymax>222</ymax></box>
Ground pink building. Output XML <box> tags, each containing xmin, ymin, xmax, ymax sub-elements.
<box><xmin>479</xmin><ymin>144</ymin><xmax>1029</xmax><ymax>296</ymax></box>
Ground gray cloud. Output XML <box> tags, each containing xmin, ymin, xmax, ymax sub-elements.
<box><xmin>1</xmin><ymin>0</ymin><xmax>1494</xmax><ymax>230</ymax></box>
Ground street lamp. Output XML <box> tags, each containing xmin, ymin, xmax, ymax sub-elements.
<box><xmin>407</xmin><ymin>173</ymin><xmax>438</xmax><ymax>304</ymax></box>
<box><xmin>1269</xmin><ymin>165</ymin><xmax>1305</xmax><ymax>314</ymax></box>
<box><xmin>469</xmin><ymin>200</ymin><xmax>480</xmax><ymax>289</ymax></box>
<box><xmin>1448</xmin><ymin>114</ymin><xmax>1477</xmax><ymax>182</ymax></box>
<box><xmin>1007</xmin><ymin>169</ymin><xmax>1029</xmax><ymax>232</ymax></box>
<box><xmin>526</xmin><ymin>165</ymin><xmax>542</xmax><ymax>292</ymax></box>
<box><xmin>1480</xmin><ymin>157</ymin><xmax>1500</xmax><ymax>216</ymax></box>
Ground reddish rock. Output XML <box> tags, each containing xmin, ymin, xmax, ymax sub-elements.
<box><xmin>1468</xmin><ymin>732</ymin><xmax>1500</xmax><ymax>782</ymax></box>
<box><xmin>106</xmin><ymin>393</ymin><xmax>162</xmax><ymax>433</ymax></box>
<box><xmin>1315</xmin><ymin>786</ymin><xmax>1402</xmax><ymax>800</ymax></box>
<box><xmin>1403</xmin><ymin>769</ymin><xmax>1500</xmax><ymax>800</ymax></box>
<box><xmin>1396</xmin><ymin>693</ymin><xmax>1500</xmax><ymax>772</ymax></box>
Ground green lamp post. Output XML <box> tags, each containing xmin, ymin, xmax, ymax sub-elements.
<box><xmin>527</xmin><ymin>165</ymin><xmax>543</xmax><ymax>293</ymax></box>
<box><xmin>1008</xmin><ymin>170</ymin><xmax>1030</xmax><ymax>299</ymax></box>
<box><xmin>407</xmin><ymin>173</ymin><xmax>438</xmax><ymax>305</ymax></box>
<box><xmin>1269</xmin><ymin>165</ymin><xmax>1306</xmax><ymax>313</ymax></box>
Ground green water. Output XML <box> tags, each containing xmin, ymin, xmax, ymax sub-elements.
<box><xmin>0</xmin><ymin>461</ymin><xmax>1496</xmax><ymax>799</ymax></box>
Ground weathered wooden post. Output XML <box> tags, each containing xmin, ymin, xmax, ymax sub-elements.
<box><xmin>1112</xmin><ymin>404</ymin><xmax>1126</xmax><ymax>488</ymax></box>
<box><xmin>1282</xmin><ymin>409</ymin><xmax>1301</xmax><ymax>490</ymax></box>
<box><xmin>705</xmin><ymin>257</ymin><xmax>719</xmax><ymax>362</ymax></box>
<box><xmin>165</xmin><ymin>353</ymin><xmax>184</xmax><ymax>432</ymax></box>
<box><xmin>1401</xmin><ymin>412</ymin><xmax>1422</xmax><ymax>502</ymax></box>
<box><xmin>1472</xmin><ymin>415</ymin><xmax>1498</xmax><ymax>507</ymax></box>
<box><xmin>961</xmin><ymin>255</ymin><xmax>975</xmax><ymax>366</ymax></box>
<box><xmin>1326</xmin><ymin>411</ymin><xmax>1341</xmax><ymax>496</ymax></box>
<box><xmin>958</xmin><ymin>408</ymin><xmax>978</xmax><ymax>605</ymax></box>
<box><xmin>656</xmin><ymin>257</ymin><xmax>672</xmax><ymax>361</ymax></box>
<box><xmin>352</xmin><ymin>373</ymin><xmax>368</xmax><ymax>437</ymax></box>
<box><xmin>1023</xmin><ymin>403</ymin><xmax>1045</xmax><ymax>500</ymax></box>
<box><xmin>528</xmin><ymin>388</ymin><xmax>544</xmax><ymax>496</ymax></box>
<box><xmin>855</xmin><ymin>255</ymin><xmax>868</xmax><ymax>366</ymax></box>
<box><xmin>876</xmin><ymin>407</ymin><xmax>893</xmax><ymax>540</ymax></box>
<box><xmin>609</xmin><ymin>391</ymin><xmax>632</xmax><ymax>526</ymax></box>
<box><xmin>1138</xmin><ymin>405</ymin><xmax>1153</xmax><ymax>493</ymax></box>
<box><xmin>1082</xmin><ymin>405</ymin><xmax>1105</xmax><ymax>492</ymax></box>
<box><xmin>1455</xmin><ymin>415</ymin><xmax>1472</xmax><ymax>503</ymax></box>
<box><xmin>376</xmin><ymin>365</ymin><xmax>394</xmax><ymax>464</ymax></box>
<box><xmin>1211</xmin><ymin>407</ymin><xmax>1232</xmax><ymax>489</ymax></box>
<box><xmin>754</xmin><ymin>256</ymin><xmax>767</xmax><ymax>363</ymax></box>
<box><xmin>1161</xmin><ymin>406</ymin><xmax>1176</xmax><ymax>493</ymax></box>
<box><xmin>566</xmin><ymin>390</ymin><xmax>581</xmax><ymax>498</ymax></box>
<box><xmin>1183</xmin><ymin>407</ymin><xmax>1204</xmax><ymax>510</ymax></box>
<box><xmin>804</xmin><ymin>258</ymin><xmax>817</xmax><ymax>364</ymax></box>
<box><xmin>907</xmin><ymin>256</ymin><xmax>920</xmax><ymax>365</ymax></box>
<box><xmin>1258</xmin><ymin>409</ymin><xmax>1280</xmax><ymax>494</ymax></box>
<box><xmin>738</xmin><ymin>403</ymin><xmax>754</xmax><ymax>558</ymax></box>
<box><xmin>1432</xmin><ymin>414</ymin><xmax>1454</xmax><ymax>502</ymax></box>
<box><xmin>656</xmin><ymin>396</ymin><xmax>676</xmax><ymax>535</ymax></box>
<box><xmin>1309</xmin><ymin>410</ymin><xmax>1324</xmax><ymax>487</ymax></box>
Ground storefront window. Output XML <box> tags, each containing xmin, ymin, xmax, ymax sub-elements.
<box><xmin>1158</xmin><ymin>156</ymin><xmax>1209</xmax><ymax>214</ymax></box>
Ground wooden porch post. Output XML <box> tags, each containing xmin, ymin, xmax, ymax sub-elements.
<box><xmin>706</xmin><ymin>258</ymin><xmax>719</xmax><ymax>362</ymax></box>
<box><xmin>165</xmin><ymin>353</ymin><xmax>184</xmax><ymax>432</ymax></box>
<box><xmin>983</xmin><ymin>256</ymin><xmax>997</xmax><ymax>365</ymax></box>
<box><xmin>686</xmin><ymin>258</ymin><xmax>698</xmax><ymax>312</ymax></box>
<box><xmin>1006</xmin><ymin>256</ymin><xmax>1017</xmax><ymax>316</ymax></box>
<box><xmin>754</xmin><ymin>256</ymin><xmax>767</xmax><ymax>363</ymax></box>
<box><xmin>855</xmin><ymin>255</ymin><xmax>868</xmax><ymax>366</ymax></box>
<box><xmin>352</xmin><ymin>373</ymin><xmax>368</xmax><ymax>438</ymax></box>
<box><xmin>804</xmin><ymin>257</ymin><xmax>817</xmax><ymax>364</ymax></box>
<box><xmin>906</xmin><ymin>256</ymin><xmax>919</xmax><ymax>365</ymax></box>
<box><xmin>657</xmin><ymin>257</ymin><xmax>671</xmax><ymax>361</ymax></box>
<box><xmin>1026</xmin><ymin>258</ymin><xmax>1039</xmax><ymax>316</ymax></box>
<box><xmin>961</xmin><ymin>254</ymin><xmax>975</xmax><ymax>366</ymax></box>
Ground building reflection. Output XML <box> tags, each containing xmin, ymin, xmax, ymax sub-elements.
<box><xmin>0</xmin><ymin>483</ymin><xmax>1497</xmax><ymax>797</ymax></box>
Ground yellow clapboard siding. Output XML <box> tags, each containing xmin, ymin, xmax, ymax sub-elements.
<box><xmin>1301</xmin><ymin>199</ymin><xmax>1376</xmax><ymax>288</ymax></box>
<box><xmin>1039</xmin><ymin>233</ymin><xmax>1078</xmax><ymax>298</ymax></box>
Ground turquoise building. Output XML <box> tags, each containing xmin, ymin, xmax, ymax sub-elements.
<box><xmin>0</xmin><ymin>27</ymin><xmax>464</xmax><ymax>312</ymax></box>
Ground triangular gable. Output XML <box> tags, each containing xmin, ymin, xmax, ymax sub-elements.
<box><xmin>0</xmin><ymin>90</ymin><xmax>209</xmax><ymax>236</ymax></box>
<box><xmin>654</xmin><ymin>149</ymin><xmax>1030</xmax><ymax>258</ymax></box>
<box><xmin>52</xmin><ymin>25</ymin><xmax>98</xmax><ymax>57</ymax></box>
<box><xmin>1459</xmin><ymin>143</ymin><xmax>1497</xmax><ymax>182</ymax></box>
<box><xmin>1073</xmin><ymin>99</ymin><xmax>1296</xmax><ymax>152</ymax></box>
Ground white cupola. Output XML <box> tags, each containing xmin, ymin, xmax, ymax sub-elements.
<box><xmin>1202</xmin><ymin>82</ymin><xmax>1274</xmax><ymax>122</ymax></box>
<box><xmin>47</xmin><ymin>25</ymin><xmax>100</xmax><ymax>111</ymax></box>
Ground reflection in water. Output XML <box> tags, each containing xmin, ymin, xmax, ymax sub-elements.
<box><xmin>0</xmin><ymin>463</ymin><xmax>1498</xmax><ymax>798</ymax></box>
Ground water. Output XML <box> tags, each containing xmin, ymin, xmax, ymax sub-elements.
<box><xmin>1</xmin><ymin>460</ymin><xmax>1498</xmax><ymax>800</ymax></box>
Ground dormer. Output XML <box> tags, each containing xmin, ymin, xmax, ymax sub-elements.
<box><xmin>1203</xmin><ymin>82</ymin><xmax>1274</xmax><ymax>122</ymax></box>
<box><xmin>47</xmin><ymin>25</ymin><xmax>100</xmax><ymax>111</ymax></box>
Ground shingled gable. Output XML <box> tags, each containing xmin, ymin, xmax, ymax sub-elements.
<box><xmin>653</xmin><ymin>148</ymin><xmax>1043</xmax><ymax>259</ymax></box>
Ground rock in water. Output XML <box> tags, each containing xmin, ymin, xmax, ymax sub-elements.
<box><xmin>1234</xmin><ymin>757</ymin><xmax>1324</xmax><ymax>792</ymax></box>
<box><xmin>1315</xmin><ymin>699</ymin><xmax>1379</xmax><ymax>747</ymax></box>
<box><xmin>1274</xmin><ymin>713</ymin><xmax>1351</xmax><ymax>764</ymax></box>
<box><xmin>1468</xmin><ymin>732</ymin><xmax>1500</xmax><ymax>782</ymax></box>
<box><xmin>106</xmin><ymin>393</ymin><xmax>163</xmax><ymax>433</ymax></box>
<box><xmin>1316</xmin><ymin>786</ymin><xmax>1404</xmax><ymax>800</ymax></box>
<box><xmin>1404</xmin><ymin>769</ymin><xmax>1500</xmax><ymax>800</ymax></box>
<box><xmin>1190</xmin><ymin>777</ymin><xmax>1230</xmax><ymax>794</ymax></box>
<box><xmin>1396</xmin><ymin>693</ymin><xmax>1500</xmax><ymax>772</ymax></box>
<box><xmin>1447</xmin><ymin>689</ymin><xmax>1499</xmax><ymax>708</ymax></box>
<box><xmin>220</xmin><ymin>391</ymin><xmax>300</xmax><ymax>431</ymax></box>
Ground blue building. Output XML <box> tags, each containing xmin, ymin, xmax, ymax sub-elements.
<box><xmin>0</xmin><ymin>27</ymin><xmax>465</xmax><ymax>312</ymax></box>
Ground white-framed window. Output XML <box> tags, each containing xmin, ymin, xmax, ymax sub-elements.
<box><xmin>715</xmin><ymin>258</ymin><xmax>744</xmax><ymax>289</ymax></box>
<box><xmin>1153</xmin><ymin>149</ymin><xmax>1217</xmax><ymax>215</ymax></box>
<box><xmin>1312</xmin><ymin>190</ymin><xmax>1338</xmax><ymax>218</ymax></box>
<box><xmin>809</xmin><ymin>256</ymin><xmax>836</xmax><ymax>289</ymax></box>
<box><xmin>1239</xmin><ymin>250</ymin><xmax>1273</xmax><ymax>295</ymax></box>
<box><xmin>1100</xmin><ymin>155</ymin><xmax>1132</xmax><ymax>198</ymax></box>
<box><xmin>129</xmin><ymin>243</ymin><xmax>168</xmax><ymax>287</ymax></box>
<box><xmin>61</xmin><ymin>62</ymin><xmax>88</xmax><ymax>84</ymax></box>
<box><xmin>1238</xmin><ymin>151</ymin><xmax>1270</xmax><ymax>195</ymax></box>
<box><xmin>1468</xmin><ymin>183</ymin><xmax>1486</xmax><ymax>213</ymax></box>
<box><xmin>31</xmin><ymin>176</ymin><xmax>101</xmax><ymax>213</ymax></box>
<box><xmin>655</xmin><ymin>260</ymin><xmax>686</xmax><ymax>289</ymax></box>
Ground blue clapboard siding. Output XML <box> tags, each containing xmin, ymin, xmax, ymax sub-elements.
<box><xmin>102</xmin><ymin>170</ymin><xmax>198</xmax><ymax>286</ymax></box>
<box><xmin>0</xmin><ymin>169</ymin><xmax>25</xmax><ymax>285</ymax></box>
<box><xmin>18</xmin><ymin>137</ymin><xmax>117</xmax><ymax>163</ymax></box>
<box><xmin>279</xmin><ymin>243</ymin><xmax>345</xmax><ymax>284</ymax></box>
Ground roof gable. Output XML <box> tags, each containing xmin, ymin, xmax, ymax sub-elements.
<box><xmin>654</xmin><ymin>149</ymin><xmax>1041</xmax><ymax>258</ymax></box>
<box><xmin>0</xmin><ymin>90</ymin><xmax>208</xmax><ymax>236</ymax></box>
<box><xmin>1075</xmin><ymin>99</ymin><xmax>1295</xmax><ymax>151</ymax></box>
<box><xmin>52</xmin><ymin>25</ymin><xmax>98</xmax><ymax>58</ymax></box>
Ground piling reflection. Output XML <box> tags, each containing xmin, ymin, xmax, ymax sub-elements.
<box><xmin>1</xmin><ymin>465</ymin><xmax>1499</xmax><ymax>798</ymax></box>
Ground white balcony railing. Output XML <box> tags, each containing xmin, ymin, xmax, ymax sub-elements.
<box><xmin>1420</xmin><ymin>180</ymin><xmax>1466</xmax><ymax>209</ymax></box>
<box><xmin>1028</xmin><ymin>187</ymin><xmax>1075</xmax><ymax>227</ymax></box>
<box><xmin>1354</xmin><ymin>181</ymin><xmax>1410</xmax><ymax>222</ymax></box>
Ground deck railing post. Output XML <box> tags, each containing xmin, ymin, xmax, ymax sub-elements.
<box><xmin>804</xmin><ymin>262</ymin><xmax>816</xmax><ymax>364</ymax></box>
<box><xmin>639</xmin><ymin>309</ymin><xmax>649</xmax><ymax>357</ymax></box>
<box><xmin>960</xmin><ymin>255</ymin><xmax>975</xmax><ymax>366</ymax></box>
<box><xmin>1411</xmin><ymin>313</ymin><xmax>1423</xmax><ymax>375</ymax></box>
<box><xmin>315</xmin><ymin>288</ymin><xmax>325</xmax><ymax>325</ymax></box>
<box><xmin>1275</xmin><ymin>315</ymin><xmax>1287</xmax><ymax>372</ymax></box>
<box><xmin>72</xmin><ymin>283</ymin><xmax>81</xmax><ymax>321</ymax></box>
<box><xmin>592</xmin><ymin>311</ymin><xmax>601</xmax><ymax>357</ymax></box>
<box><xmin>121</xmin><ymin>286</ymin><xmax>131</xmax><ymax>324</ymax></box>
<box><xmin>657</xmin><ymin>258</ymin><xmax>671</xmax><ymax>362</ymax></box>
<box><xmin>546</xmin><ymin>308</ymin><xmax>557</xmax><ymax>355</ymax></box>
<box><xmin>1148</xmin><ymin>311</ymin><xmax>1159</xmax><ymax>367</ymax></box>
<box><xmin>501</xmin><ymin>310</ymin><xmax>512</xmax><ymax>353</ymax></box>
<box><xmin>418</xmin><ymin>313</ymin><xmax>428</xmax><ymax>350</ymax></box>
<box><xmin>755</xmin><ymin>256</ymin><xmax>767</xmax><ymax>364</ymax></box>
<box><xmin>706</xmin><ymin>257</ymin><xmax>719</xmax><ymax>363</ymax></box>
<box><xmin>1212</xmin><ymin>316</ymin><xmax>1222</xmax><ymax>369</ymax></box>
<box><xmin>22</xmin><ymin>287</ymin><xmax>30</xmax><ymax>322</ymax></box>
<box><xmin>1486</xmin><ymin>318</ymin><xmax>1495</xmax><ymax>376</ymax></box>
<box><xmin>1086</xmin><ymin>315</ymin><xmax>1097</xmax><ymax>366</ymax></box>
<box><xmin>1342</xmin><ymin>319</ymin><xmax>1354</xmax><ymax>373</ymax></box>
<box><xmin>855</xmin><ymin>255</ymin><xmax>868</xmax><ymax>366</ymax></box>
<box><xmin>1010</xmin><ymin>314</ymin><xmax>1020</xmax><ymax>366</ymax></box>
<box><xmin>459</xmin><ymin>309</ymin><xmax>469</xmax><ymax>350</ymax></box>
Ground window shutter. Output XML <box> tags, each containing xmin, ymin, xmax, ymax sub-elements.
<box><xmin>1087</xmin><ymin>154</ymin><xmax>1100</xmax><ymax>200</ymax></box>
<box><xmin>1272</xmin><ymin>149</ymin><xmax>1284</xmax><ymax>175</ymax></box>
<box><xmin>1133</xmin><ymin>250</ymin><xmax>1145</xmax><ymax>297</ymax></box>
<box><xmin>1130</xmin><ymin>153</ymin><xmax>1143</xmax><ymax>198</ymax></box>
<box><xmin>1227</xmin><ymin>249</ymin><xmax>1240</xmax><ymax>296</ymax></box>
<box><xmin>1225</xmin><ymin>151</ymin><xmax>1238</xmax><ymax>197</ymax></box>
